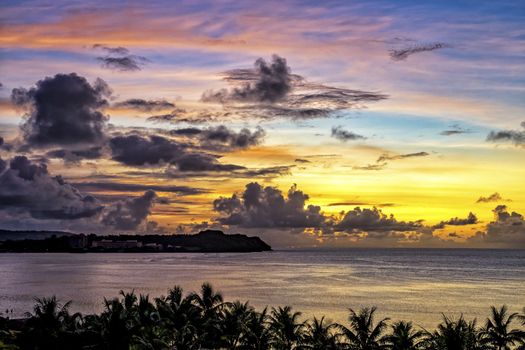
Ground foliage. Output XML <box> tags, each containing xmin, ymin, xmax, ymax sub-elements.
<box><xmin>0</xmin><ymin>284</ymin><xmax>524</xmax><ymax>350</ymax></box>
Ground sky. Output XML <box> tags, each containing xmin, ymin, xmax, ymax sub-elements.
<box><xmin>0</xmin><ymin>0</ymin><xmax>524</xmax><ymax>248</ymax></box>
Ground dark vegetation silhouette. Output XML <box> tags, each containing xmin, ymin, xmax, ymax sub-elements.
<box><xmin>1</xmin><ymin>284</ymin><xmax>524</xmax><ymax>349</ymax></box>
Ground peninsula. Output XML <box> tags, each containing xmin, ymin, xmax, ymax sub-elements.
<box><xmin>0</xmin><ymin>229</ymin><xmax>272</xmax><ymax>253</ymax></box>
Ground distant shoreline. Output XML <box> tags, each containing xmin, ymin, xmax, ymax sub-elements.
<box><xmin>0</xmin><ymin>229</ymin><xmax>272</xmax><ymax>253</ymax></box>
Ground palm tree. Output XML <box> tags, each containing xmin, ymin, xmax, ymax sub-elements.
<box><xmin>20</xmin><ymin>296</ymin><xmax>82</xmax><ymax>349</ymax></box>
<box><xmin>302</xmin><ymin>316</ymin><xmax>343</xmax><ymax>349</ymax></box>
<box><xmin>269</xmin><ymin>306</ymin><xmax>305</xmax><ymax>349</ymax></box>
<box><xmin>483</xmin><ymin>305</ymin><xmax>524</xmax><ymax>350</ymax></box>
<box><xmin>384</xmin><ymin>321</ymin><xmax>425</xmax><ymax>350</ymax></box>
<box><xmin>339</xmin><ymin>307</ymin><xmax>389</xmax><ymax>350</ymax></box>
<box><xmin>240</xmin><ymin>307</ymin><xmax>273</xmax><ymax>350</ymax></box>
<box><xmin>221</xmin><ymin>300</ymin><xmax>254</xmax><ymax>348</ymax></box>
<box><xmin>97</xmin><ymin>292</ymin><xmax>141</xmax><ymax>350</ymax></box>
<box><xmin>189</xmin><ymin>282</ymin><xmax>225</xmax><ymax>347</ymax></box>
<box><xmin>426</xmin><ymin>315</ymin><xmax>483</xmax><ymax>350</ymax></box>
<box><xmin>155</xmin><ymin>286</ymin><xmax>201</xmax><ymax>349</ymax></box>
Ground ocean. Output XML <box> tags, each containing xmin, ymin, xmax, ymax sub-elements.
<box><xmin>1</xmin><ymin>249</ymin><xmax>523</xmax><ymax>329</ymax></box>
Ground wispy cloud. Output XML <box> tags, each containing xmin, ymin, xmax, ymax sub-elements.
<box><xmin>389</xmin><ymin>42</ymin><xmax>451</xmax><ymax>61</ymax></box>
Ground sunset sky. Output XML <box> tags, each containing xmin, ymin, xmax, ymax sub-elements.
<box><xmin>1</xmin><ymin>0</ymin><xmax>524</xmax><ymax>248</ymax></box>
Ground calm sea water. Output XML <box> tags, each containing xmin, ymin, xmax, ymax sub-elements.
<box><xmin>0</xmin><ymin>249</ymin><xmax>524</xmax><ymax>329</ymax></box>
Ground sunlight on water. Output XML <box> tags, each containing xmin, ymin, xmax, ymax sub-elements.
<box><xmin>0</xmin><ymin>249</ymin><xmax>523</xmax><ymax>329</ymax></box>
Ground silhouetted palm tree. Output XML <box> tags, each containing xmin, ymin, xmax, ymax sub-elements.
<box><xmin>20</xmin><ymin>296</ymin><xmax>81</xmax><ymax>349</ymax></box>
<box><xmin>339</xmin><ymin>307</ymin><xmax>389</xmax><ymax>350</ymax></box>
<box><xmin>221</xmin><ymin>300</ymin><xmax>254</xmax><ymax>348</ymax></box>
<box><xmin>483</xmin><ymin>306</ymin><xmax>524</xmax><ymax>350</ymax></box>
<box><xmin>189</xmin><ymin>282</ymin><xmax>225</xmax><ymax>347</ymax></box>
<box><xmin>240</xmin><ymin>307</ymin><xmax>273</xmax><ymax>350</ymax></box>
<box><xmin>426</xmin><ymin>315</ymin><xmax>483</xmax><ymax>350</ymax></box>
<box><xmin>384</xmin><ymin>321</ymin><xmax>425</xmax><ymax>350</ymax></box>
<box><xmin>269</xmin><ymin>306</ymin><xmax>305</xmax><ymax>349</ymax></box>
<box><xmin>302</xmin><ymin>316</ymin><xmax>343</xmax><ymax>349</ymax></box>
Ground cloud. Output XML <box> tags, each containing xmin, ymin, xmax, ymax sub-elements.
<box><xmin>433</xmin><ymin>212</ymin><xmax>478</xmax><ymax>229</ymax></box>
<box><xmin>109</xmin><ymin>133</ymin><xmax>247</xmax><ymax>172</ymax></box>
<box><xmin>328</xmin><ymin>202</ymin><xmax>395</xmax><ymax>207</ymax></box>
<box><xmin>46</xmin><ymin>147</ymin><xmax>104</xmax><ymax>163</ymax></box>
<box><xmin>162</xmin><ymin>164</ymin><xmax>292</xmax><ymax>179</ymax></box>
<box><xmin>146</xmin><ymin>108</ymin><xmax>227</xmax><ymax>124</ymax></box>
<box><xmin>0</xmin><ymin>156</ymin><xmax>103</xmax><ymax>220</ymax></box>
<box><xmin>101</xmin><ymin>190</ymin><xmax>156</xmax><ymax>230</ymax></box>
<box><xmin>203</xmin><ymin>55</ymin><xmax>292</xmax><ymax>103</ymax></box>
<box><xmin>113</xmin><ymin>99</ymin><xmax>175</xmax><ymax>112</ymax></box>
<box><xmin>389</xmin><ymin>42</ymin><xmax>451</xmax><ymax>61</ymax></box>
<box><xmin>109</xmin><ymin>134</ymin><xmax>184</xmax><ymax>166</ymax></box>
<box><xmin>201</xmin><ymin>55</ymin><xmax>387</xmax><ymax>120</ymax></box>
<box><xmin>70</xmin><ymin>182</ymin><xmax>207</xmax><ymax>196</ymax></box>
<box><xmin>213</xmin><ymin>182</ymin><xmax>326</xmax><ymax>229</ymax></box>
<box><xmin>171</xmin><ymin>125</ymin><xmax>266</xmax><ymax>151</ymax></box>
<box><xmin>469</xmin><ymin>205</ymin><xmax>525</xmax><ymax>247</ymax></box>
<box><xmin>239</xmin><ymin>165</ymin><xmax>293</xmax><ymax>178</ymax></box>
<box><xmin>376</xmin><ymin>151</ymin><xmax>429</xmax><ymax>163</ymax></box>
<box><xmin>294</xmin><ymin>158</ymin><xmax>310</xmax><ymax>163</ymax></box>
<box><xmin>353</xmin><ymin>163</ymin><xmax>387</xmax><ymax>171</ymax></box>
<box><xmin>97</xmin><ymin>56</ymin><xmax>148</xmax><ymax>71</ymax></box>
<box><xmin>476</xmin><ymin>192</ymin><xmax>510</xmax><ymax>203</ymax></box>
<box><xmin>92</xmin><ymin>44</ymin><xmax>130</xmax><ymax>55</ymax></box>
<box><xmin>175</xmin><ymin>153</ymin><xmax>245</xmax><ymax>172</ymax></box>
<box><xmin>334</xmin><ymin>207</ymin><xmax>423</xmax><ymax>234</ymax></box>
<box><xmin>486</xmin><ymin>122</ymin><xmax>525</xmax><ymax>147</ymax></box>
<box><xmin>439</xmin><ymin>124</ymin><xmax>471</xmax><ymax>136</ymax></box>
<box><xmin>331</xmin><ymin>126</ymin><xmax>366</xmax><ymax>141</ymax></box>
<box><xmin>11</xmin><ymin>73</ymin><xmax>110</xmax><ymax>148</ymax></box>
<box><xmin>93</xmin><ymin>44</ymin><xmax>148</xmax><ymax>72</ymax></box>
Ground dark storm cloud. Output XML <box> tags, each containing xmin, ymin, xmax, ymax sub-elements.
<box><xmin>113</xmin><ymin>99</ymin><xmax>175</xmax><ymax>112</ymax></box>
<box><xmin>469</xmin><ymin>205</ymin><xmax>525</xmax><ymax>246</ymax></box>
<box><xmin>213</xmin><ymin>182</ymin><xmax>326</xmax><ymax>229</ymax></box>
<box><xmin>389</xmin><ymin>42</ymin><xmax>451</xmax><ymax>61</ymax></box>
<box><xmin>109</xmin><ymin>134</ymin><xmax>184</xmax><ymax>166</ymax></box>
<box><xmin>202</xmin><ymin>55</ymin><xmax>293</xmax><ymax>103</ymax></box>
<box><xmin>11</xmin><ymin>73</ymin><xmax>110</xmax><ymax>148</ymax></box>
<box><xmin>170</xmin><ymin>127</ymin><xmax>203</xmax><ymax>136</ymax></box>
<box><xmin>70</xmin><ymin>182</ymin><xmax>207</xmax><ymax>195</ymax></box>
<box><xmin>492</xmin><ymin>205</ymin><xmax>523</xmax><ymax>222</ymax></box>
<box><xmin>433</xmin><ymin>212</ymin><xmax>478</xmax><ymax>229</ymax></box>
<box><xmin>171</xmin><ymin>125</ymin><xmax>266</xmax><ymax>151</ymax></box>
<box><xmin>175</xmin><ymin>153</ymin><xmax>245</xmax><ymax>172</ymax></box>
<box><xmin>46</xmin><ymin>147</ymin><xmax>103</xmax><ymax>162</ymax></box>
<box><xmin>331</xmin><ymin>126</ymin><xmax>366</xmax><ymax>141</ymax></box>
<box><xmin>486</xmin><ymin>122</ymin><xmax>525</xmax><ymax>146</ymax></box>
<box><xmin>334</xmin><ymin>207</ymin><xmax>423</xmax><ymax>233</ymax></box>
<box><xmin>109</xmin><ymin>133</ymin><xmax>247</xmax><ymax>172</ymax></box>
<box><xmin>376</xmin><ymin>152</ymin><xmax>429</xmax><ymax>163</ymax></box>
<box><xmin>476</xmin><ymin>192</ymin><xmax>510</xmax><ymax>203</ymax></box>
<box><xmin>0</xmin><ymin>156</ymin><xmax>103</xmax><ymax>220</ymax></box>
<box><xmin>101</xmin><ymin>190</ymin><xmax>156</xmax><ymax>230</ymax></box>
<box><xmin>201</xmin><ymin>55</ymin><xmax>387</xmax><ymax>120</ymax></box>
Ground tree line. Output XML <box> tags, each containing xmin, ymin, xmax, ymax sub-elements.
<box><xmin>0</xmin><ymin>283</ymin><xmax>524</xmax><ymax>350</ymax></box>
